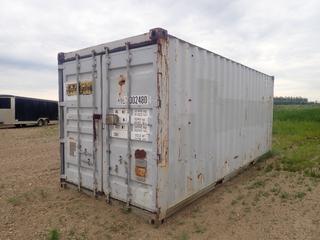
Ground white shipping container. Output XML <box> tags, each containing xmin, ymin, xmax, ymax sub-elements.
<box><xmin>58</xmin><ymin>28</ymin><xmax>274</xmax><ymax>222</ymax></box>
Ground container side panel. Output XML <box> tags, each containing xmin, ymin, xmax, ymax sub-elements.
<box><xmin>165</xmin><ymin>37</ymin><xmax>274</xmax><ymax>210</ymax></box>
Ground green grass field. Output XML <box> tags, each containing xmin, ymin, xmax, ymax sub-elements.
<box><xmin>272</xmin><ymin>105</ymin><xmax>320</xmax><ymax>177</ymax></box>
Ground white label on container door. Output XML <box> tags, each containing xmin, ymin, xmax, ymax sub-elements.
<box><xmin>110</xmin><ymin>109</ymin><xmax>151</xmax><ymax>141</ymax></box>
<box><xmin>131</xmin><ymin>116</ymin><xmax>150</xmax><ymax>125</ymax></box>
<box><xmin>111</xmin><ymin>130</ymin><xmax>150</xmax><ymax>142</ymax></box>
<box><xmin>131</xmin><ymin>132</ymin><xmax>150</xmax><ymax>141</ymax></box>
<box><xmin>131</xmin><ymin>109</ymin><xmax>151</xmax><ymax>125</ymax></box>
<box><xmin>117</xmin><ymin>95</ymin><xmax>150</xmax><ymax>105</ymax></box>
<box><xmin>111</xmin><ymin>125</ymin><xmax>128</xmax><ymax>139</ymax></box>
<box><xmin>133</xmin><ymin>109</ymin><xmax>150</xmax><ymax>116</ymax></box>
<box><xmin>133</xmin><ymin>124</ymin><xmax>150</xmax><ymax>134</ymax></box>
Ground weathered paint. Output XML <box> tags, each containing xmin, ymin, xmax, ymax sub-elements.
<box><xmin>163</xmin><ymin>37</ymin><xmax>274</xmax><ymax>213</ymax></box>
<box><xmin>58</xmin><ymin>28</ymin><xmax>274</xmax><ymax>222</ymax></box>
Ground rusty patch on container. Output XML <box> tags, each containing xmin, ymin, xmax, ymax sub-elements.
<box><xmin>135</xmin><ymin>159</ymin><xmax>147</xmax><ymax>180</ymax></box>
<box><xmin>135</xmin><ymin>166</ymin><xmax>146</xmax><ymax>177</ymax></box>
<box><xmin>187</xmin><ymin>176</ymin><xmax>193</xmax><ymax>193</ymax></box>
<box><xmin>155</xmin><ymin>35</ymin><xmax>170</xmax><ymax>219</ymax></box>
<box><xmin>197</xmin><ymin>173</ymin><xmax>204</xmax><ymax>184</ymax></box>
<box><xmin>118</xmin><ymin>75</ymin><xmax>126</xmax><ymax>96</ymax></box>
<box><xmin>156</xmin><ymin>36</ymin><xmax>169</xmax><ymax>168</ymax></box>
<box><xmin>135</xmin><ymin>149</ymin><xmax>146</xmax><ymax>159</ymax></box>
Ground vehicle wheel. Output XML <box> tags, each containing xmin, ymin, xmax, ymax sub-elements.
<box><xmin>38</xmin><ymin>119</ymin><xmax>44</xmax><ymax>127</ymax></box>
<box><xmin>44</xmin><ymin>119</ymin><xmax>49</xmax><ymax>126</ymax></box>
<box><xmin>15</xmin><ymin>124</ymin><xmax>21</xmax><ymax>128</ymax></box>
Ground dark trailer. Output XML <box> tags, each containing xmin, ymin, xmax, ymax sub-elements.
<box><xmin>0</xmin><ymin>95</ymin><xmax>58</xmax><ymax>127</ymax></box>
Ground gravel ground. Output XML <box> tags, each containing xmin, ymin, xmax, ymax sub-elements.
<box><xmin>0</xmin><ymin>125</ymin><xmax>319</xmax><ymax>240</ymax></box>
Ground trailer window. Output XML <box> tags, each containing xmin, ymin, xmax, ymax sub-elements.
<box><xmin>0</xmin><ymin>98</ymin><xmax>11</xmax><ymax>109</ymax></box>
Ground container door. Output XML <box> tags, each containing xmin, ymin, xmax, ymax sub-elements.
<box><xmin>62</xmin><ymin>53</ymin><xmax>103</xmax><ymax>194</ymax></box>
<box><xmin>101</xmin><ymin>44</ymin><xmax>158</xmax><ymax>212</ymax></box>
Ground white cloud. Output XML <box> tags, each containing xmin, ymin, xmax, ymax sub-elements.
<box><xmin>0</xmin><ymin>0</ymin><xmax>319</xmax><ymax>101</ymax></box>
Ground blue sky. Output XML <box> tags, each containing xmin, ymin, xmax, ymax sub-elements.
<box><xmin>0</xmin><ymin>0</ymin><xmax>319</xmax><ymax>101</ymax></box>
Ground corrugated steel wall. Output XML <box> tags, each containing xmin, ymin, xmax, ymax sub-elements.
<box><xmin>166</xmin><ymin>37</ymin><xmax>273</xmax><ymax>208</ymax></box>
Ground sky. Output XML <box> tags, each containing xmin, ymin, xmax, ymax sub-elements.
<box><xmin>0</xmin><ymin>0</ymin><xmax>319</xmax><ymax>101</ymax></box>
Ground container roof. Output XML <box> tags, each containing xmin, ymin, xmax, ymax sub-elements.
<box><xmin>59</xmin><ymin>28</ymin><xmax>273</xmax><ymax>78</ymax></box>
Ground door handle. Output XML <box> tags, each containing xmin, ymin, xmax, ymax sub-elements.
<box><xmin>93</xmin><ymin>114</ymin><xmax>102</xmax><ymax>141</ymax></box>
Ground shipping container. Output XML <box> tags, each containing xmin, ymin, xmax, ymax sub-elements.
<box><xmin>58</xmin><ymin>28</ymin><xmax>274</xmax><ymax>222</ymax></box>
<box><xmin>0</xmin><ymin>95</ymin><xmax>58</xmax><ymax>127</ymax></box>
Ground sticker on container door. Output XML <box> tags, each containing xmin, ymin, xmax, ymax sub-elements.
<box><xmin>111</xmin><ymin>127</ymin><xmax>151</xmax><ymax>142</ymax></box>
<box><xmin>131</xmin><ymin>132</ymin><xmax>150</xmax><ymax>141</ymax></box>
<box><xmin>66</xmin><ymin>83</ymin><xmax>77</xmax><ymax>96</ymax></box>
<box><xmin>133</xmin><ymin>109</ymin><xmax>150</xmax><ymax>117</ymax></box>
<box><xmin>79</xmin><ymin>81</ymin><xmax>93</xmax><ymax>95</ymax></box>
<box><xmin>133</xmin><ymin>124</ymin><xmax>150</xmax><ymax>134</ymax></box>
<box><xmin>117</xmin><ymin>95</ymin><xmax>150</xmax><ymax>105</ymax></box>
<box><xmin>66</xmin><ymin>81</ymin><xmax>93</xmax><ymax>96</ymax></box>
<box><xmin>110</xmin><ymin>108</ymin><xmax>151</xmax><ymax>142</ymax></box>
<box><xmin>111</xmin><ymin>125</ymin><xmax>128</xmax><ymax>139</ymax></box>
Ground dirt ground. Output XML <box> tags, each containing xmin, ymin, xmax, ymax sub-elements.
<box><xmin>0</xmin><ymin>125</ymin><xmax>320</xmax><ymax>240</ymax></box>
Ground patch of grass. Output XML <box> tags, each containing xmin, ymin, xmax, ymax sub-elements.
<box><xmin>270</xmin><ymin>185</ymin><xmax>281</xmax><ymax>196</ymax></box>
<box><xmin>294</xmin><ymin>192</ymin><xmax>306</xmax><ymax>199</ymax></box>
<box><xmin>264</xmin><ymin>164</ymin><xmax>273</xmax><ymax>173</ymax></box>
<box><xmin>193</xmin><ymin>223</ymin><xmax>206</xmax><ymax>234</ymax></box>
<box><xmin>305</xmin><ymin>168</ymin><xmax>320</xmax><ymax>178</ymax></box>
<box><xmin>280</xmin><ymin>191</ymin><xmax>289</xmax><ymax>200</ymax></box>
<box><xmin>7</xmin><ymin>188</ymin><xmax>49</xmax><ymax>206</ymax></box>
<box><xmin>248</xmin><ymin>180</ymin><xmax>265</xmax><ymax>189</ymax></box>
<box><xmin>109</xmin><ymin>222</ymin><xmax>127</xmax><ymax>233</ymax></box>
<box><xmin>258</xmin><ymin>151</ymin><xmax>275</xmax><ymax>162</ymax></box>
<box><xmin>179</xmin><ymin>232</ymin><xmax>189</xmax><ymax>240</ymax></box>
<box><xmin>48</xmin><ymin>229</ymin><xmax>60</xmax><ymax>240</ymax></box>
<box><xmin>121</xmin><ymin>207</ymin><xmax>131</xmax><ymax>214</ymax></box>
<box><xmin>231</xmin><ymin>194</ymin><xmax>244</xmax><ymax>205</ymax></box>
<box><xmin>272</xmin><ymin>105</ymin><xmax>320</xmax><ymax>177</ymax></box>
<box><xmin>7</xmin><ymin>196</ymin><xmax>21</xmax><ymax>206</ymax></box>
<box><xmin>273</xmin><ymin>105</ymin><xmax>320</xmax><ymax>122</ymax></box>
